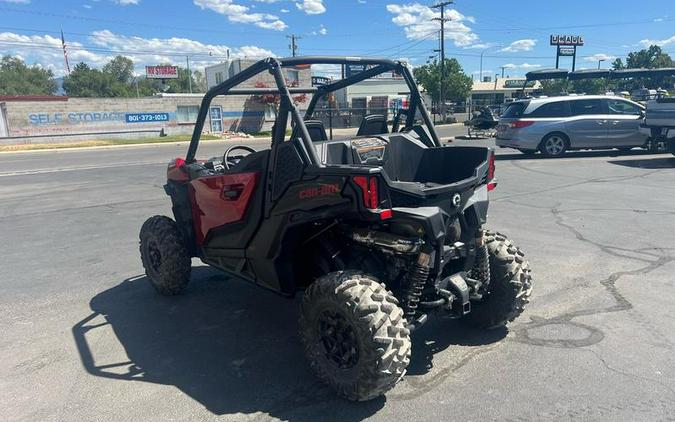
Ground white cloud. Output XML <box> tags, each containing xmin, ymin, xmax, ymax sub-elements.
<box><xmin>0</xmin><ymin>0</ymin><xmax>31</xmax><ymax>3</ymax></box>
<box><xmin>83</xmin><ymin>4</ymin><xmax>92</xmax><ymax>8</ymax></box>
<box><xmin>280</xmin><ymin>8</ymin><xmax>289</xmax><ymax>13</ymax></box>
<box><xmin>357</xmin><ymin>0</ymin><xmax>366</xmax><ymax>3</ymax></box>
<box><xmin>113</xmin><ymin>0</ymin><xmax>139</xmax><ymax>5</ymax></box>
<box><xmin>193</xmin><ymin>0</ymin><xmax>287</xmax><ymax>30</ymax></box>
<box><xmin>639</xmin><ymin>34</ymin><xmax>675</xmax><ymax>48</ymax></box>
<box><xmin>502</xmin><ymin>63</ymin><xmax>542</xmax><ymax>70</ymax></box>
<box><xmin>0</xmin><ymin>30</ymin><xmax>275</xmax><ymax>77</ymax></box>
<box><xmin>295</xmin><ymin>0</ymin><xmax>326</xmax><ymax>15</ymax></box>
<box><xmin>500</xmin><ymin>39</ymin><xmax>537</xmax><ymax>53</ymax></box>
<box><xmin>584</xmin><ymin>53</ymin><xmax>617</xmax><ymax>62</ymax></box>
<box><xmin>311</xmin><ymin>25</ymin><xmax>327</xmax><ymax>36</ymax></box>
<box><xmin>385</xmin><ymin>3</ymin><xmax>479</xmax><ymax>47</ymax></box>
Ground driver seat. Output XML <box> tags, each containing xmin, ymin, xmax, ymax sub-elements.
<box><xmin>357</xmin><ymin>114</ymin><xmax>388</xmax><ymax>136</ymax></box>
<box><xmin>290</xmin><ymin>120</ymin><xmax>328</xmax><ymax>142</ymax></box>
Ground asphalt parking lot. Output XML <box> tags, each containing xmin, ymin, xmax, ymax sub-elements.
<box><xmin>1</xmin><ymin>130</ymin><xmax>675</xmax><ymax>421</ymax></box>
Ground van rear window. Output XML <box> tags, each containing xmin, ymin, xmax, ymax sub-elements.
<box><xmin>502</xmin><ymin>102</ymin><xmax>528</xmax><ymax>118</ymax></box>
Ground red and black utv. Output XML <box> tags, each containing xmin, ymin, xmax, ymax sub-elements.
<box><xmin>140</xmin><ymin>56</ymin><xmax>533</xmax><ymax>401</ymax></box>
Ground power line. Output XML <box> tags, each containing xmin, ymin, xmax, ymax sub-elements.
<box><xmin>286</xmin><ymin>34</ymin><xmax>301</xmax><ymax>57</ymax></box>
<box><xmin>432</xmin><ymin>1</ymin><xmax>453</xmax><ymax>121</ymax></box>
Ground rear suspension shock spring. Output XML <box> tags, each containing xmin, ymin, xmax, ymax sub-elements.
<box><xmin>402</xmin><ymin>252</ymin><xmax>431</xmax><ymax>319</ymax></box>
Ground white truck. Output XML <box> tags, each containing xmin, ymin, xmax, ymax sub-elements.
<box><xmin>640</xmin><ymin>97</ymin><xmax>675</xmax><ymax>155</ymax></box>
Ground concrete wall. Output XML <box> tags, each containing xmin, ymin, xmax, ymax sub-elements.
<box><xmin>0</xmin><ymin>94</ymin><xmax>271</xmax><ymax>144</ymax></box>
<box><xmin>1</xmin><ymin>60</ymin><xmax>313</xmax><ymax>145</ymax></box>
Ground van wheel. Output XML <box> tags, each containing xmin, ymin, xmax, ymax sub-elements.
<box><xmin>539</xmin><ymin>133</ymin><xmax>568</xmax><ymax>157</ymax></box>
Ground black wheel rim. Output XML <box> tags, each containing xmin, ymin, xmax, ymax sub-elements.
<box><xmin>147</xmin><ymin>240</ymin><xmax>162</xmax><ymax>273</ymax></box>
<box><xmin>318</xmin><ymin>310</ymin><xmax>359</xmax><ymax>369</ymax></box>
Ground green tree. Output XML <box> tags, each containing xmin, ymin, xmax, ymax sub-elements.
<box><xmin>540</xmin><ymin>79</ymin><xmax>569</xmax><ymax>96</ymax></box>
<box><xmin>611</xmin><ymin>58</ymin><xmax>625</xmax><ymax>70</ymax></box>
<box><xmin>103</xmin><ymin>55</ymin><xmax>135</xmax><ymax>83</ymax></box>
<box><xmin>540</xmin><ymin>78</ymin><xmax>611</xmax><ymax>96</ymax></box>
<box><xmin>571</xmin><ymin>79</ymin><xmax>609</xmax><ymax>95</ymax></box>
<box><xmin>625</xmin><ymin>45</ymin><xmax>673</xmax><ymax>69</ymax></box>
<box><xmin>0</xmin><ymin>56</ymin><xmax>57</xmax><ymax>95</ymax></box>
<box><xmin>611</xmin><ymin>45</ymin><xmax>674</xmax><ymax>91</ymax></box>
<box><xmin>192</xmin><ymin>70</ymin><xmax>207</xmax><ymax>92</ymax></box>
<box><xmin>413</xmin><ymin>58</ymin><xmax>472</xmax><ymax>105</ymax></box>
<box><xmin>63</xmin><ymin>62</ymin><xmax>132</xmax><ymax>97</ymax></box>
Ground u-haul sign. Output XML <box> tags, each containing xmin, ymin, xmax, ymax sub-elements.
<box><xmin>145</xmin><ymin>65</ymin><xmax>179</xmax><ymax>79</ymax></box>
<box><xmin>550</xmin><ymin>35</ymin><xmax>584</xmax><ymax>46</ymax></box>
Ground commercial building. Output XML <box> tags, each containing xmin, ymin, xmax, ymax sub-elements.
<box><xmin>468</xmin><ymin>77</ymin><xmax>542</xmax><ymax>109</ymax></box>
<box><xmin>333</xmin><ymin>71</ymin><xmax>410</xmax><ymax>112</ymax></box>
<box><xmin>0</xmin><ymin>60</ymin><xmax>313</xmax><ymax>145</ymax></box>
<box><xmin>0</xmin><ymin>93</ymin><xmax>268</xmax><ymax>144</ymax></box>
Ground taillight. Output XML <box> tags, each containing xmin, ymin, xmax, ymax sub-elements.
<box><xmin>368</xmin><ymin>177</ymin><xmax>378</xmax><ymax>208</ymax></box>
<box><xmin>353</xmin><ymin>176</ymin><xmax>390</xmax><ymax>219</ymax></box>
<box><xmin>353</xmin><ymin>176</ymin><xmax>379</xmax><ymax>209</ymax></box>
<box><xmin>510</xmin><ymin>120</ymin><xmax>535</xmax><ymax>129</ymax></box>
<box><xmin>487</xmin><ymin>152</ymin><xmax>497</xmax><ymax>192</ymax></box>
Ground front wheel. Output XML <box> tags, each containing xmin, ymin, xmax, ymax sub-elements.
<box><xmin>139</xmin><ymin>216</ymin><xmax>191</xmax><ymax>295</ymax></box>
<box><xmin>462</xmin><ymin>231</ymin><xmax>533</xmax><ymax>329</ymax></box>
<box><xmin>299</xmin><ymin>271</ymin><xmax>411</xmax><ymax>401</ymax></box>
<box><xmin>539</xmin><ymin>133</ymin><xmax>568</xmax><ymax>157</ymax></box>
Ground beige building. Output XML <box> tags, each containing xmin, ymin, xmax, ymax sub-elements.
<box><xmin>468</xmin><ymin>77</ymin><xmax>542</xmax><ymax>109</ymax></box>
<box><xmin>0</xmin><ymin>59</ymin><xmax>312</xmax><ymax>145</ymax></box>
<box><xmin>0</xmin><ymin>94</ymin><xmax>269</xmax><ymax>144</ymax></box>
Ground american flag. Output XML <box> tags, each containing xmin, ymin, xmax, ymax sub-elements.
<box><xmin>61</xmin><ymin>29</ymin><xmax>71</xmax><ymax>74</ymax></box>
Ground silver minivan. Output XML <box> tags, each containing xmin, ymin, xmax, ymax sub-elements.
<box><xmin>496</xmin><ymin>95</ymin><xmax>648</xmax><ymax>156</ymax></box>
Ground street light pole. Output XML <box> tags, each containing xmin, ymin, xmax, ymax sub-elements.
<box><xmin>480</xmin><ymin>45</ymin><xmax>503</xmax><ymax>82</ymax></box>
<box><xmin>432</xmin><ymin>1</ymin><xmax>453</xmax><ymax>123</ymax></box>
<box><xmin>598</xmin><ymin>59</ymin><xmax>606</xmax><ymax>69</ymax></box>
<box><xmin>186</xmin><ymin>55</ymin><xmax>193</xmax><ymax>94</ymax></box>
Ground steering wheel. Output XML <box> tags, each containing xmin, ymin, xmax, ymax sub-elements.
<box><xmin>223</xmin><ymin>145</ymin><xmax>256</xmax><ymax>170</ymax></box>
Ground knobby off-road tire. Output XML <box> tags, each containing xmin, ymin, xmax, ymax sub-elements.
<box><xmin>462</xmin><ymin>231</ymin><xmax>533</xmax><ymax>329</ymax></box>
<box><xmin>139</xmin><ymin>215</ymin><xmax>191</xmax><ymax>295</ymax></box>
<box><xmin>299</xmin><ymin>271</ymin><xmax>411</xmax><ymax>401</ymax></box>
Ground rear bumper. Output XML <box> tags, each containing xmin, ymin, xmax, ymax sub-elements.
<box><xmin>495</xmin><ymin>136</ymin><xmax>539</xmax><ymax>150</ymax></box>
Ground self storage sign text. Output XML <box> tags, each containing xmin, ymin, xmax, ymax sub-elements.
<box><xmin>29</xmin><ymin>112</ymin><xmax>126</xmax><ymax>125</ymax></box>
<box><xmin>28</xmin><ymin>112</ymin><xmax>171</xmax><ymax>125</ymax></box>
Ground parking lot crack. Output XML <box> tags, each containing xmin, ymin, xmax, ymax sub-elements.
<box><xmin>510</xmin><ymin>201</ymin><xmax>675</xmax><ymax>349</ymax></box>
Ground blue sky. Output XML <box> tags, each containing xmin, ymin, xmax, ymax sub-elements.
<box><xmin>0</xmin><ymin>0</ymin><xmax>673</xmax><ymax>78</ymax></box>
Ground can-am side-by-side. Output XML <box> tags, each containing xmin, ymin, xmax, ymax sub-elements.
<box><xmin>139</xmin><ymin>56</ymin><xmax>533</xmax><ymax>401</ymax></box>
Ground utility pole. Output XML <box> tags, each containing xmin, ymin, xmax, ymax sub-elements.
<box><xmin>432</xmin><ymin>1</ymin><xmax>453</xmax><ymax>123</ymax></box>
<box><xmin>500</xmin><ymin>66</ymin><xmax>507</xmax><ymax>78</ymax></box>
<box><xmin>186</xmin><ymin>56</ymin><xmax>193</xmax><ymax>94</ymax></box>
<box><xmin>287</xmin><ymin>34</ymin><xmax>301</xmax><ymax>57</ymax></box>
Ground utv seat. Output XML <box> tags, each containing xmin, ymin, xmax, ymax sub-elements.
<box><xmin>357</xmin><ymin>114</ymin><xmax>388</xmax><ymax>136</ymax></box>
<box><xmin>290</xmin><ymin>120</ymin><xmax>328</xmax><ymax>142</ymax></box>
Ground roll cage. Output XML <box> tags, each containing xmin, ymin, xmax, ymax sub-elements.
<box><xmin>186</xmin><ymin>56</ymin><xmax>442</xmax><ymax>165</ymax></box>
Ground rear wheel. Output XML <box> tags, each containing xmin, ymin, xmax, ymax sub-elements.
<box><xmin>139</xmin><ymin>216</ymin><xmax>191</xmax><ymax>295</ymax></box>
<box><xmin>462</xmin><ymin>231</ymin><xmax>533</xmax><ymax>329</ymax></box>
<box><xmin>299</xmin><ymin>271</ymin><xmax>411</xmax><ymax>401</ymax></box>
<box><xmin>539</xmin><ymin>133</ymin><xmax>568</xmax><ymax>157</ymax></box>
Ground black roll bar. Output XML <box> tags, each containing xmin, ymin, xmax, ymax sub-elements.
<box><xmin>186</xmin><ymin>56</ymin><xmax>443</xmax><ymax>163</ymax></box>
